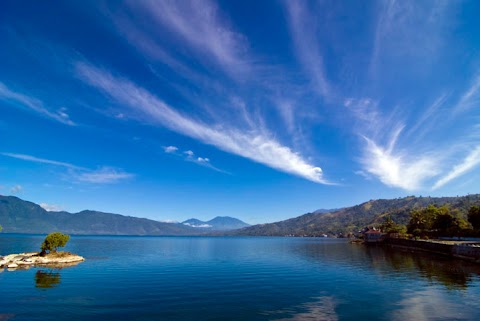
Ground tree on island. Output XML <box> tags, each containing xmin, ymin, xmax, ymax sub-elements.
<box><xmin>0</xmin><ymin>224</ymin><xmax>2</xmax><ymax>232</ymax></box>
<box><xmin>40</xmin><ymin>232</ymin><xmax>70</xmax><ymax>256</ymax></box>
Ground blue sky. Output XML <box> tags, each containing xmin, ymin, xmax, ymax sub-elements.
<box><xmin>1</xmin><ymin>1</ymin><xmax>480</xmax><ymax>224</ymax></box>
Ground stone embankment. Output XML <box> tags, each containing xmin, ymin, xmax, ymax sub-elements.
<box><xmin>0</xmin><ymin>252</ymin><xmax>85</xmax><ymax>269</ymax></box>
<box><xmin>386</xmin><ymin>238</ymin><xmax>480</xmax><ymax>263</ymax></box>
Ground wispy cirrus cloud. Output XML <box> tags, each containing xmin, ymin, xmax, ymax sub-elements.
<box><xmin>0</xmin><ymin>82</ymin><xmax>75</xmax><ymax>125</ymax></box>
<box><xmin>75</xmin><ymin>166</ymin><xmax>134</xmax><ymax>184</ymax></box>
<box><xmin>453</xmin><ymin>73</ymin><xmax>480</xmax><ymax>115</ymax></box>
<box><xmin>75</xmin><ymin>62</ymin><xmax>327</xmax><ymax>184</ymax></box>
<box><xmin>105</xmin><ymin>0</ymin><xmax>316</xmax><ymax>151</ymax></box>
<box><xmin>370</xmin><ymin>0</ymin><xmax>452</xmax><ymax>76</ymax></box>
<box><xmin>1</xmin><ymin>152</ymin><xmax>133</xmax><ymax>184</ymax></box>
<box><xmin>433</xmin><ymin>146</ymin><xmax>480</xmax><ymax>190</ymax></box>
<box><xmin>1</xmin><ymin>152</ymin><xmax>83</xmax><ymax>169</ymax></box>
<box><xmin>284</xmin><ymin>1</ymin><xmax>332</xmax><ymax>101</ymax></box>
<box><xmin>123</xmin><ymin>0</ymin><xmax>250</xmax><ymax>79</ymax></box>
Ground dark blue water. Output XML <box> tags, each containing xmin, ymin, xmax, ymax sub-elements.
<box><xmin>1</xmin><ymin>235</ymin><xmax>480</xmax><ymax>321</ymax></box>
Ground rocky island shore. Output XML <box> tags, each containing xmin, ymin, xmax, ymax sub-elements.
<box><xmin>0</xmin><ymin>252</ymin><xmax>85</xmax><ymax>269</ymax></box>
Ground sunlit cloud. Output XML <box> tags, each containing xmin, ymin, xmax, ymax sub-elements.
<box><xmin>75</xmin><ymin>62</ymin><xmax>328</xmax><ymax>184</ymax></box>
<box><xmin>360</xmin><ymin>136</ymin><xmax>439</xmax><ymax>191</ymax></box>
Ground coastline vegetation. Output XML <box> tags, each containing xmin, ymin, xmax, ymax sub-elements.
<box><xmin>375</xmin><ymin>204</ymin><xmax>480</xmax><ymax>240</ymax></box>
<box><xmin>405</xmin><ymin>205</ymin><xmax>480</xmax><ymax>239</ymax></box>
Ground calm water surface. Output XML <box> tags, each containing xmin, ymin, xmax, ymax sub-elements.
<box><xmin>1</xmin><ymin>235</ymin><xmax>480</xmax><ymax>321</ymax></box>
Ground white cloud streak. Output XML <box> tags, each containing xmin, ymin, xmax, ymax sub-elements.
<box><xmin>0</xmin><ymin>82</ymin><xmax>75</xmax><ymax>125</ymax></box>
<box><xmin>1</xmin><ymin>152</ymin><xmax>84</xmax><ymax>169</ymax></box>
<box><xmin>75</xmin><ymin>62</ymin><xmax>327</xmax><ymax>184</ymax></box>
<box><xmin>406</xmin><ymin>94</ymin><xmax>448</xmax><ymax>141</ymax></box>
<box><xmin>433</xmin><ymin>146</ymin><xmax>480</xmax><ymax>189</ymax></box>
<box><xmin>2</xmin><ymin>152</ymin><xmax>133</xmax><ymax>184</ymax></box>
<box><xmin>453</xmin><ymin>73</ymin><xmax>480</xmax><ymax>115</ymax></box>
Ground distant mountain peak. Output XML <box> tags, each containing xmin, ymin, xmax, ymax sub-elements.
<box><xmin>182</xmin><ymin>216</ymin><xmax>250</xmax><ymax>231</ymax></box>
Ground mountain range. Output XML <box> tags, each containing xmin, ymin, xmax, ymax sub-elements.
<box><xmin>2</xmin><ymin>194</ymin><xmax>480</xmax><ymax>236</ymax></box>
<box><xmin>228</xmin><ymin>194</ymin><xmax>480</xmax><ymax>236</ymax></box>
<box><xmin>0</xmin><ymin>195</ymin><xmax>246</xmax><ymax>235</ymax></box>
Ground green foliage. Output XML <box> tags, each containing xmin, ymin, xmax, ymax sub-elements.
<box><xmin>407</xmin><ymin>205</ymin><xmax>448</xmax><ymax>236</ymax></box>
<box><xmin>0</xmin><ymin>224</ymin><xmax>2</xmax><ymax>232</ymax></box>
<box><xmin>468</xmin><ymin>206</ymin><xmax>480</xmax><ymax>230</ymax></box>
<box><xmin>407</xmin><ymin>205</ymin><xmax>473</xmax><ymax>237</ymax></box>
<box><xmin>41</xmin><ymin>232</ymin><xmax>70</xmax><ymax>254</ymax></box>
<box><xmin>380</xmin><ymin>216</ymin><xmax>407</xmax><ymax>234</ymax></box>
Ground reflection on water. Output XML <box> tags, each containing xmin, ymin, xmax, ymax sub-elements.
<box><xmin>391</xmin><ymin>288</ymin><xmax>473</xmax><ymax>321</ymax></box>
<box><xmin>33</xmin><ymin>262</ymin><xmax>81</xmax><ymax>289</ymax></box>
<box><xmin>35</xmin><ymin>270</ymin><xmax>61</xmax><ymax>289</ymax></box>
<box><xmin>268</xmin><ymin>296</ymin><xmax>338</xmax><ymax>321</ymax></box>
<box><xmin>364</xmin><ymin>246</ymin><xmax>480</xmax><ymax>290</ymax></box>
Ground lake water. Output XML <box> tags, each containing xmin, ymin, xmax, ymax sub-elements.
<box><xmin>1</xmin><ymin>235</ymin><xmax>480</xmax><ymax>321</ymax></box>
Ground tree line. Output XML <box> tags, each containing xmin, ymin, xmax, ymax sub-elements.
<box><xmin>380</xmin><ymin>205</ymin><xmax>480</xmax><ymax>238</ymax></box>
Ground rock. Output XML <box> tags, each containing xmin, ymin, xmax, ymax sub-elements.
<box><xmin>7</xmin><ymin>263</ymin><xmax>18</xmax><ymax>268</ymax></box>
<box><xmin>0</xmin><ymin>252</ymin><xmax>85</xmax><ymax>268</ymax></box>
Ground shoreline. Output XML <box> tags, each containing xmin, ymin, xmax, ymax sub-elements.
<box><xmin>383</xmin><ymin>238</ymin><xmax>480</xmax><ymax>263</ymax></box>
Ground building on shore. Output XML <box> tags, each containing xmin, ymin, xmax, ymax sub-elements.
<box><xmin>363</xmin><ymin>227</ymin><xmax>386</xmax><ymax>243</ymax></box>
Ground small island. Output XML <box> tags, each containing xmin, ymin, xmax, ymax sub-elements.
<box><xmin>0</xmin><ymin>232</ymin><xmax>85</xmax><ymax>269</ymax></box>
